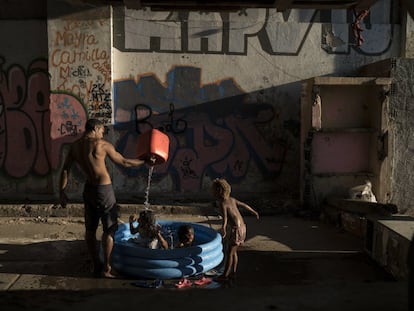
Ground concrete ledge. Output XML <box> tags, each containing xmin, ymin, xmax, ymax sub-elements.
<box><xmin>0</xmin><ymin>203</ymin><xmax>219</xmax><ymax>218</ymax></box>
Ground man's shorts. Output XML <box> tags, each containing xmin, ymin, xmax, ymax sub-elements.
<box><xmin>83</xmin><ymin>183</ymin><xmax>119</xmax><ymax>233</ymax></box>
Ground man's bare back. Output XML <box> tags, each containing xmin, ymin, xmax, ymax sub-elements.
<box><xmin>61</xmin><ymin>122</ymin><xmax>147</xmax><ymax>197</ymax></box>
<box><xmin>70</xmin><ymin>136</ymin><xmax>112</xmax><ymax>186</ymax></box>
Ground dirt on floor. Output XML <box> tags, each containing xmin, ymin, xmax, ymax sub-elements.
<box><xmin>0</xmin><ymin>214</ymin><xmax>409</xmax><ymax>311</ymax></box>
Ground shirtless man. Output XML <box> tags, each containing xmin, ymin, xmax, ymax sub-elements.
<box><xmin>59</xmin><ymin>118</ymin><xmax>154</xmax><ymax>278</ymax></box>
<box><xmin>211</xmin><ymin>178</ymin><xmax>259</xmax><ymax>281</ymax></box>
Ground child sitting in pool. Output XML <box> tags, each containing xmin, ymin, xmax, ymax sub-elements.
<box><xmin>129</xmin><ymin>210</ymin><xmax>168</xmax><ymax>249</ymax></box>
<box><xmin>176</xmin><ymin>224</ymin><xmax>195</xmax><ymax>248</ymax></box>
<box><xmin>174</xmin><ymin>224</ymin><xmax>212</xmax><ymax>288</ymax></box>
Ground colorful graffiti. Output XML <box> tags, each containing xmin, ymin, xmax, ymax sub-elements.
<box><xmin>0</xmin><ymin>57</ymin><xmax>88</xmax><ymax>179</ymax></box>
<box><xmin>49</xmin><ymin>16</ymin><xmax>112</xmax><ymax>125</ymax></box>
<box><xmin>114</xmin><ymin>66</ymin><xmax>287</xmax><ymax>191</ymax></box>
<box><xmin>49</xmin><ymin>92</ymin><xmax>88</xmax><ymax>168</ymax></box>
<box><xmin>0</xmin><ymin>57</ymin><xmax>52</xmax><ymax>178</ymax></box>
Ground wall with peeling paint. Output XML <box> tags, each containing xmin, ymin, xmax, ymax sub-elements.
<box><xmin>109</xmin><ymin>0</ymin><xmax>401</xmax><ymax>202</ymax></box>
<box><xmin>0</xmin><ymin>0</ymin><xmax>407</xmax><ymax>207</ymax></box>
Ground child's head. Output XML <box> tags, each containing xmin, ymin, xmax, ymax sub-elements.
<box><xmin>211</xmin><ymin>178</ymin><xmax>231</xmax><ymax>199</ymax></box>
<box><xmin>177</xmin><ymin>224</ymin><xmax>194</xmax><ymax>247</ymax></box>
<box><xmin>138</xmin><ymin>209</ymin><xmax>156</xmax><ymax>227</ymax></box>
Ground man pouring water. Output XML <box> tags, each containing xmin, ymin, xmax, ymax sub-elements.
<box><xmin>59</xmin><ymin>118</ymin><xmax>156</xmax><ymax>278</ymax></box>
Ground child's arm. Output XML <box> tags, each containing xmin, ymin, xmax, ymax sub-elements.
<box><xmin>219</xmin><ymin>202</ymin><xmax>228</xmax><ymax>238</ymax></box>
<box><xmin>129</xmin><ymin>214</ymin><xmax>139</xmax><ymax>234</ymax></box>
<box><xmin>156</xmin><ymin>224</ymin><xmax>169</xmax><ymax>249</ymax></box>
<box><xmin>236</xmin><ymin>200</ymin><xmax>260</xmax><ymax>219</ymax></box>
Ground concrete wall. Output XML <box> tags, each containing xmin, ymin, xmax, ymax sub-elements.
<box><xmin>109</xmin><ymin>1</ymin><xmax>401</xmax><ymax>203</ymax></box>
<box><xmin>47</xmin><ymin>4</ymin><xmax>113</xmax><ymax>200</ymax></box>
<box><xmin>0</xmin><ymin>0</ymin><xmax>406</xmax><ymax>206</ymax></box>
<box><xmin>0</xmin><ymin>17</ymin><xmax>50</xmax><ymax>198</ymax></box>
<box><xmin>388</xmin><ymin>58</ymin><xmax>414</xmax><ymax>216</ymax></box>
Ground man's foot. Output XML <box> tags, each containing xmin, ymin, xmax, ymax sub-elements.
<box><xmin>102</xmin><ymin>270</ymin><xmax>117</xmax><ymax>278</ymax></box>
<box><xmin>102</xmin><ymin>265</ymin><xmax>118</xmax><ymax>279</ymax></box>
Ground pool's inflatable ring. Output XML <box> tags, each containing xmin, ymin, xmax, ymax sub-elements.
<box><xmin>110</xmin><ymin>220</ymin><xmax>223</xmax><ymax>280</ymax></box>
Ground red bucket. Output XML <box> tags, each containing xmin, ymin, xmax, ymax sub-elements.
<box><xmin>136</xmin><ymin>129</ymin><xmax>170</xmax><ymax>165</ymax></box>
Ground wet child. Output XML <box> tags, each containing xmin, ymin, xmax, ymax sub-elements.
<box><xmin>211</xmin><ymin>178</ymin><xmax>259</xmax><ymax>281</ymax></box>
<box><xmin>176</xmin><ymin>224</ymin><xmax>195</xmax><ymax>248</ymax></box>
<box><xmin>174</xmin><ymin>224</ymin><xmax>212</xmax><ymax>288</ymax></box>
<box><xmin>129</xmin><ymin>209</ymin><xmax>168</xmax><ymax>249</ymax></box>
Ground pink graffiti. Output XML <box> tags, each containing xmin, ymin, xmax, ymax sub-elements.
<box><xmin>49</xmin><ymin>92</ymin><xmax>88</xmax><ymax>168</ymax></box>
<box><xmin>0</xmin><ymin>59</ymin><xmax>52</xmax><ymax>178</ymax></box>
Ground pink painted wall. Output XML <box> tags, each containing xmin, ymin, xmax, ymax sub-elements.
<box><xmin>311</xmin><ymin>132</ymin><xmax>372</xmax><ymax>174</ymax></box>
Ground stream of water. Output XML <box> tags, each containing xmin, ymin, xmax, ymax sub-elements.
<box><xmin>144</xmin><ymin>165</ymin><xmax>154</xmax><ymax>209</ymax></box>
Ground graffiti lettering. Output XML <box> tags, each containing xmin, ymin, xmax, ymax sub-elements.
<box><xmin>50</xmin><ymin>17</ymin><xmax>112</xmax><ymax>126</ymax></box>
<box><xmin>115</xmin><ymin>1</ymin><xmax>393</xmax><ymax>55</ymax></box>
<box><xmin>165</xmin><ymin>103</ymin><xmax>187</xmax><ymax>134</ymax></box>
<box><xmin>92</xmin><ymin>61</ymin><xmax>111</xmax><ymax>83</ymax></box>
<box><xmin>135</xmin><ymin>104</ymin><xmax>153</xmax><ymax>134</ymax></box>
<box><xmin>51</xmin><ymin>48</ymin><xmax>109</xmax><ymax>67</ymax></box>
<box><xmin>114</xmin><ymin>67</ymin><xmax>287</xmax><ymax>191</ymax></box>
<box><xmin>62</xmin><ymin>20</ymin><xmax>96</xmax><ymax>32</ymax></box>
<box><xmin>50</xmin><ymin>92</ymin><xmax>88</xmax><ymax>167</ymax></box>
<box><xmin>72</xmin><ymin>65</ymin><xmax>92</xmax><ymax>78</ymax></box>
<box><xmin>0</xmin><ymin>58</ymin><xmax>53</xmax><ymax>178</ymax></box>
<box><xmin>54</xmin><ymin>31</ymin><xmax>98</xmax><ymax>48</ymax></box>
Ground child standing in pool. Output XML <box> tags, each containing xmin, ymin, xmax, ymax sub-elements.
<box><xmin>129</xmin><ymin>210</ymin><xmax>168</xmax><ymax>249</ymax></box>
<box><xmin>211</xmin><ymin>178</ymin><xmax>259</xmax><ymax>281</ymax></box>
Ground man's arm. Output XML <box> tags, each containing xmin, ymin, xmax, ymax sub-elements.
<box><xmin>104</xmin><ymin>141</ymin><xmax>151</xmax><ymax>167</ymax></box>
<box><xmin>59</xmin><ymin>149</ymin><xmax>73</xmax><ymax>208</ymax></box>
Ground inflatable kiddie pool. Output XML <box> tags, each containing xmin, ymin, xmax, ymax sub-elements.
<box><xmin>110</xmin><ymin>220</ymin><xmax>223</xmax><ymax>280</ymax></box>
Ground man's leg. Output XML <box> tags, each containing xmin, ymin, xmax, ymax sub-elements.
<box><xmin>101</xmin><ymin>227</ymin><xmax>116</xmax><ymax>278</ymax></box>
<box><xmin>85</xmin><ymin>229</ymin><xmax>101</xmax><ymax>276</ymax></box>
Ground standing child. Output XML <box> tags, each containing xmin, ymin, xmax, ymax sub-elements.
<box><xmin>211</xmin><ymin>178</ymin><xmax>259</xmax><ymax>281</ymax></box>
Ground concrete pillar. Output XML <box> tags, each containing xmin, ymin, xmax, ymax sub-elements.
<box><xmin>402</xmin><ymin>11</ymin><xmax>414</xmax><ymax>58</ymax></box>
<box><xmin>47</xmin><ymin>1</ymin><xmax>113</xmax><ymax>197</ymax></box>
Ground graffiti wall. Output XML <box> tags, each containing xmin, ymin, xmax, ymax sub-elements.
<box><xmin>0</xmin><ymin>0</ymin><xmax>403</xmax><ymax>202</ymax></box>
<box><xmin>48</xmin><ymin>6</ymin><xmax>112</xmax><ymax>125</ymax></box>
<box><xmin>47</xmin><ymin>6</ymin><xmax>112</xmax><ymax>196</ymax></box>
<box><xmin>0</xmin><ymin>19</ymin><xmax>52</xmax><ymax>197</ymax></box>
<box><xmin>111</xmin><ymin>0</ymin><xmax>400</xmax><ymax>198</ymax></box>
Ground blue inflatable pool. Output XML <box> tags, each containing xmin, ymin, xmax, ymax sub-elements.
<box><xmin>110</xmin><ymin>220</ymin><xmax>223</xmax><ymax>280</ymax></box>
